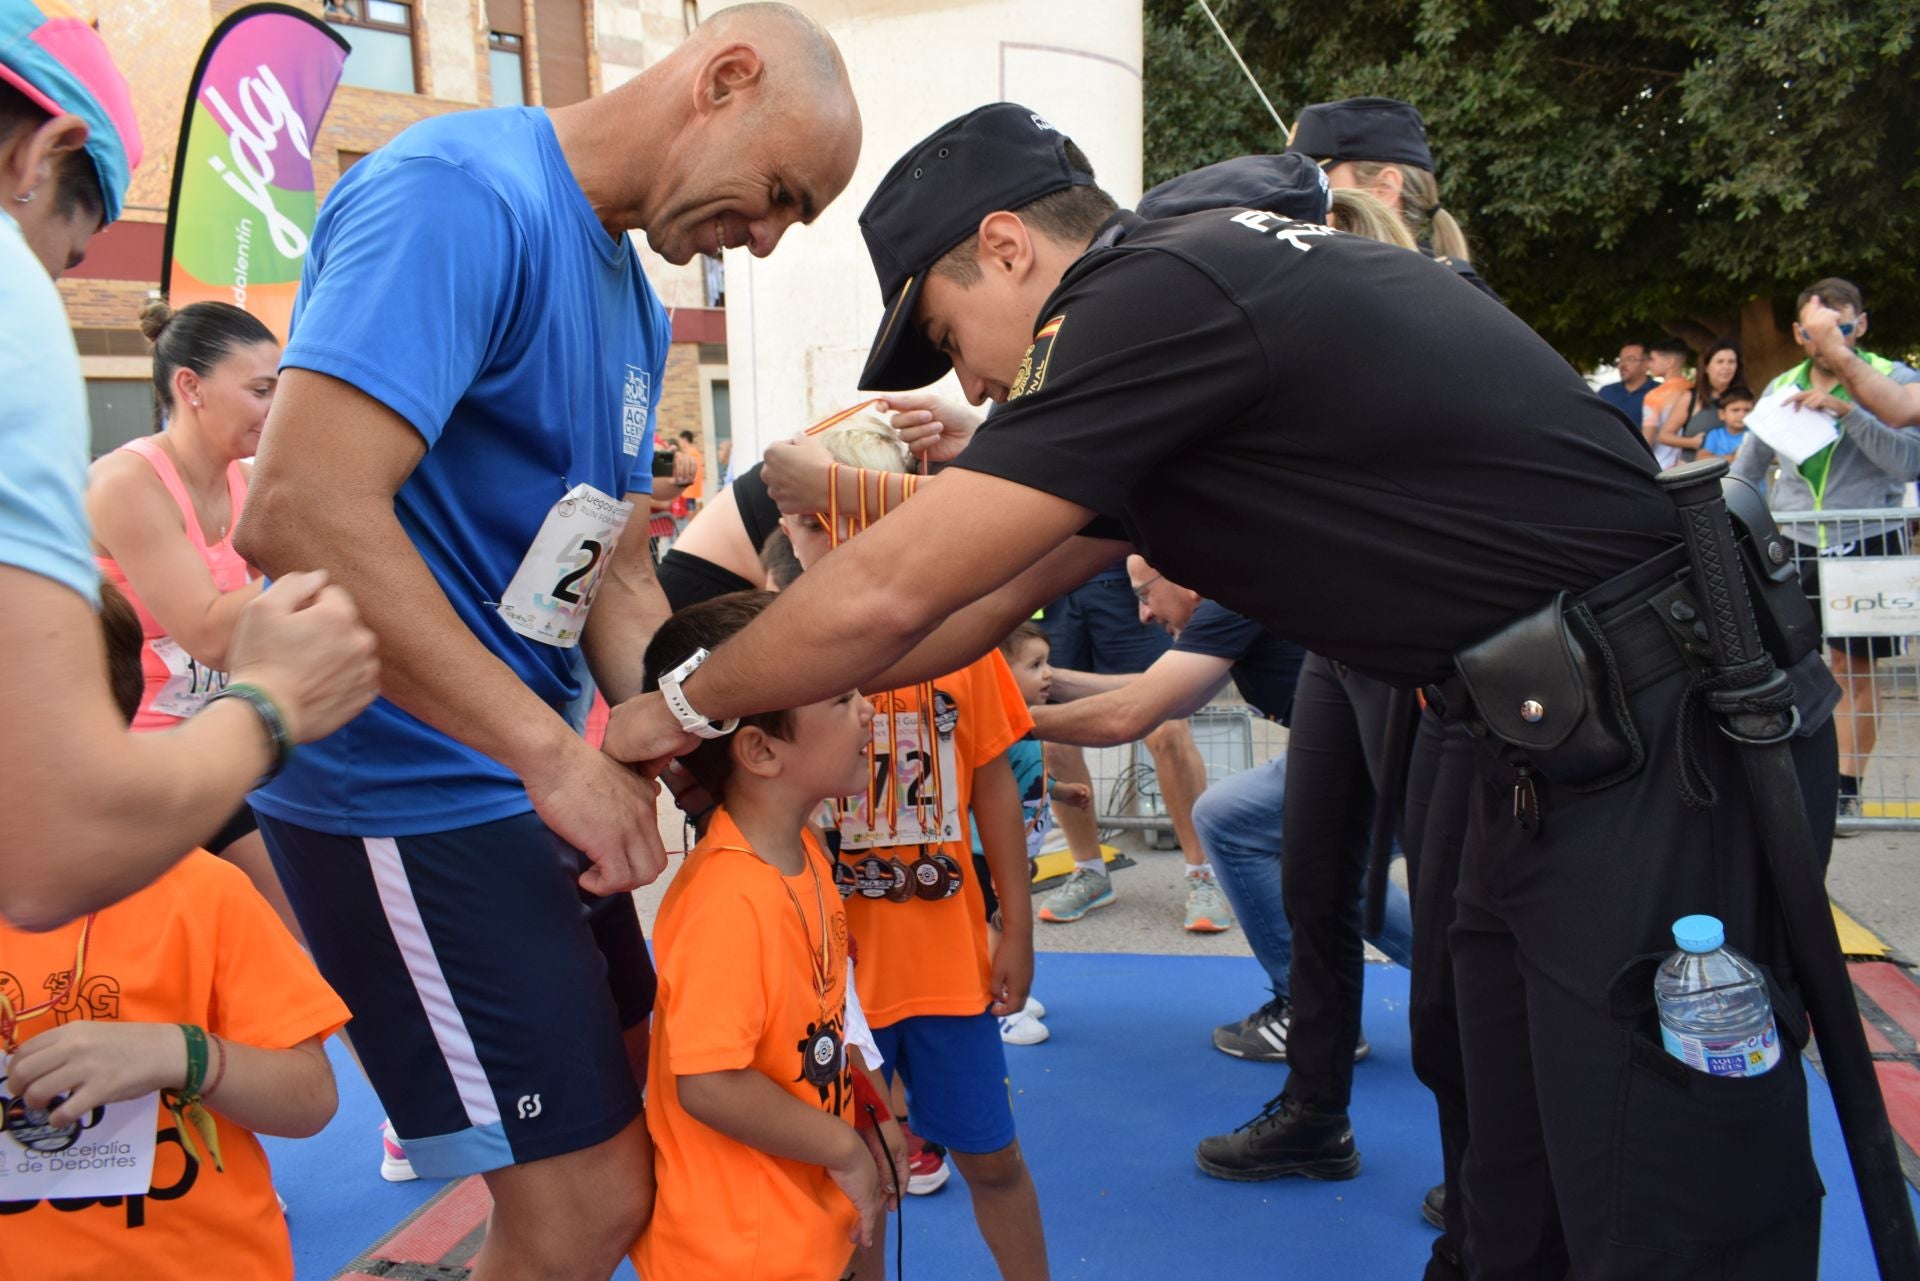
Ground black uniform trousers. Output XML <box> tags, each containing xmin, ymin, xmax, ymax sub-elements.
<box><xmin>1278</xmin><ymin>653</ymin><xmax>1410</xmax><ymax>1112</ymax></box>
<box><xmin>1404</xmin><ymin>711</ymin><xmax>1477</xmax><ymax>1280</ymax></box>
<box><xmin>1451</xmin><ymin>663</ymin><xmax>1835</xmax><ymax>1279</ymax></box>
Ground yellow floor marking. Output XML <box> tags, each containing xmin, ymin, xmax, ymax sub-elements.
<box><xmin>1833</xmin><ymin>902</ymin><xmax>1892</xmax><ymax>958</ymax></box>
<box><xmin>1030</xmin><ymin>843</ymin><xmax>1122</xmax><ymax>884</ymax></box>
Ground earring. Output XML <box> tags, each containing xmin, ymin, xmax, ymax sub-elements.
<box><xmin>12</xmin><ymin>191</ymin><xmax>32</xmax><ymax>204</ymax></box>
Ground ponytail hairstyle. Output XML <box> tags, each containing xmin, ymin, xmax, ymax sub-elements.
<box><xmin>1328</xmin><ymin>187</ymin><xmax>1418</xmax><ymax>251</ymax></box>
<box><xmin>138</xmin><ymin>298</ymin><xmax>276</xmax><ymax>430</ymax></box>
<box><xmin>1343</xmin><ymin>161</ymin><xmax>1471</xmax><ymax>264</ymax></box>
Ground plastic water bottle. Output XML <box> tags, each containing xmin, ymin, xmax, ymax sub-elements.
<box><xmin>1654</xmin><ymin>914</ymin><xmax>1780</xmax><ymax>1078</ymax></box>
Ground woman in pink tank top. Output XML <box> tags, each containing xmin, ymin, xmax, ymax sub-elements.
<box><xmin>89</xmin><ymin>299</ymin><xmax>303</xmax><ymax>937</ymax></box>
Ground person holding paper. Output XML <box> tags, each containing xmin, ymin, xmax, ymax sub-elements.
<box><xmin>1732</xmin><ymin>276</ymin><xmax>1920</xmax><ymax>823</ymax></box>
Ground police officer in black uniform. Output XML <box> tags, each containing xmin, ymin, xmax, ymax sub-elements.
<box><xmin>612</xmin><ymin>103</ymin><xmax>1840</xmax><ymax>1279</ymax></box>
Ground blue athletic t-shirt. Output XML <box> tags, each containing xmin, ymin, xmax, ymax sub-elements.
<box><xmin>253</xmin><ymin>108</ymin><xmax>667</xmax><ymax>835</ymax></box>
<box><xmin>1170</xmin><ymin>600</ymin><xmax>1306</xmax><ymax>724</ymax></box>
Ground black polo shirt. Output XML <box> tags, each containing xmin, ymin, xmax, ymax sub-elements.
<box><xmin>1171</xmin><ymin>600</ymin><xmax>1305</xmax><ymax>724</ymax></box>
<box><xmin>950</xmin><ymin>211</ymin><xmax>1677</xmax><ymax>685</ymax></box>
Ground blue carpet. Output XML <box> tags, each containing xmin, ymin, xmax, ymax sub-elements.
<box><xmin>269</xmin><ymin>953</ymin><xmax>1903</xmax><ymax>1279</ymax></box>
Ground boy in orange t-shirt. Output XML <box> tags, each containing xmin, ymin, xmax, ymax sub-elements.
<box><xmin>778</xmin><ymin>414</ymin><xmax>1049</xmax><ymax>1280</ymax></box>
<box><xmin>634</xmin><ymin>591</ymin><xmax>901</xmax><ymax>1281</ymax></box>
<box><xmin>0</xmin><ymin>583</ymin><xmax>349</xmax><ymax>1281</ymax></box>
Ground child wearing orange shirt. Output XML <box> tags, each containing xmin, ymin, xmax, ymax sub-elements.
<box><xmin>633</xmin><ymin>590</ymin><xmax>900</xmax><ymax>1281</ymax></box>
<box><xmin>780</xmin><ymin>414</ymin><xmax>1050</xmax><ymax>1280</ymax></box>
<box><xmin>0</xmin><ymin>583</ymin><xmax>349</xmax><ymax>1281</ymax></box>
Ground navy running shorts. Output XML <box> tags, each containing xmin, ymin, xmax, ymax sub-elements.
<box><xmin>257</xmin><ymin>810</ymin><xmax>653</xmax><ymax>1178</ymax></box>
<box><xmin>871</xmin><ymin>1010</ymin><xmax>1016</xmax><ymax>1155</ymax></box>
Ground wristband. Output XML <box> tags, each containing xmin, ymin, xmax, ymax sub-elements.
<box><xmin>203</xmin><ymin>1033</ymin><xmax>229</xmax><ymax>1100</ymax></box>
<box><xmin>179</xmin><ymin>1023</ymin><xmax>209</xmax><ymax>1095</ymax></box>
<box><xmin>206</xmin><ymin>682</ymin><xmax>294</xmax><ymax>780</ymax></box>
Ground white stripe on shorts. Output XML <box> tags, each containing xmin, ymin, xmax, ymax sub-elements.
<box><xmin>364</xmin><ymin>836</ymin><xmax>502</xmax><ymax>1128</ymax></box>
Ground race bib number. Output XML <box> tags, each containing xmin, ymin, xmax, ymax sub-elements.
<box><xmin>497</xmin><ymin>484</ymin><xmax>633</xmax><ymax>648</ymax></box>
<box><xmin>0</xmin><ymin>1053</ymin><xmax>158</xmax><ymax>1201</ymax></box>
<box><xmin>834</xmin><ymin>697</ymin><xmax>962</xmax><ymax>850</ymax></box>
<box><xmin>148</xmin><ymin>636</ymin><xmax>229</xmax><ymax>718</ymax></box>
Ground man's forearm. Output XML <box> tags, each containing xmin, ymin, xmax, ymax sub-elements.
<box><xmin>1832</xmin><ymin>347</ymin><xmax>1920</xmax><ymax>429</ymax></box>
<box><xmin>583</xmin><ymin>555</ymin><xmax>673</xmax><ymax>706</ymax></box>
<box><xmin>1029</xmin><ymin>696</ymin><xmax>1149</xmax><ymax>749</ymax></box>
<box><xmin>243</xmin><ymin>494</ymin><xmax>572</xmax><ymax>775</ymax></box>
<box><xmin>1047</xmin><ymin>668</ymin><xmax>1136</xmax><ymax>702</ymax></box>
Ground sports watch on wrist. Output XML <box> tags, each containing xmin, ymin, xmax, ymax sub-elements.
<box><xmin>659</xmin><ymin>647</ymin><xmax>739</xmax><ymax>740</ymax></box>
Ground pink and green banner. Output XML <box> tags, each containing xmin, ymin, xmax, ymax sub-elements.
<box><xmin>160</xmin><ymin>3</ymin><xmax>349</xmax><ymax>342</ymax></box>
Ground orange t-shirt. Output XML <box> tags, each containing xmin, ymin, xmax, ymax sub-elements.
<box><xmin>828</xmin><ymin>651</ymin><xmax>1030</xmax><ymax>1027</ymax></box>
<box><xmin>1642</xmin><ymin>376</ymin><xmax>1694</xmax><ymax>434</ymax></box>
<box><xmin>0</xmin><ymin>852</ymin><xmax>349</xmax><ymax>1281</ymax></box>
<box><xmin>683</xmin><ymin>448</ymin><xmax>706</xmax><ymax>501</ymax></box>
<box><xmin>634</xmin><ymin>810</ymin><xmax>858</xmax><ymax>1281</ymax></box>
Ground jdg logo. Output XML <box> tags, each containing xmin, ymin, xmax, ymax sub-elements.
<box><xmin>201</xmin><ymin>64</ymin><xmax>313</xmax><ymax>259</ymax></box>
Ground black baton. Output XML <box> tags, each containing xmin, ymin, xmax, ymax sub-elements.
<box><xmin>1659</xmin><ymin>459</ymin><xmax>1920</xmax><ymax>1279</ymax></box>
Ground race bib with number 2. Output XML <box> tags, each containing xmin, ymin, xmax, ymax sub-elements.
<box><xmin>497</xmin><ymin>483</ymin><xmax>633</xmax><ymax>648</ymax></box>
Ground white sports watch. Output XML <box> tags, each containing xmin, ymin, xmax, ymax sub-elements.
<box><xmin>659</xmin><ymin>647</ymin><xmax>739</xmax><ymax>740</ymax></box>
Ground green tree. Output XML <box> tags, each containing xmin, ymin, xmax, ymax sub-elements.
<box><xmin>1145</xmin><ymin>0</ymin><xmax>1920</xmax><ymax>379</ymax></box>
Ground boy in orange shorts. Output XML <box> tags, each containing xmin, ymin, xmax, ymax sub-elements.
<box><xmin>634</xmin><ymin>590</ymin><xmax>900</xmax><ymax>1281</ymax></box>
<box><xmin>0</xmin><ymin>583</ymin><xmax>349</xmax><ymax>1281</ymax></box>
<box><xmin>781</xmin><ymin>414</ymin><xmax>1049</xmax><ymax>1280</ymax></box>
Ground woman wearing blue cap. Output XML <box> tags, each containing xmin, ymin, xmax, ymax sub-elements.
<box><xmin>0</xmin><ymin>0</ymin><xmax>377</xmax><ymax>929</ymax></box>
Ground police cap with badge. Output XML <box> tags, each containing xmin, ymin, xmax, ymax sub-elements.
<box><xmin>858</xmin><ymin>102</ymin><xmax>1098</xmax><ymax>392</ymax></box>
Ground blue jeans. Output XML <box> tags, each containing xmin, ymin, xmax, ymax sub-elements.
<box><xmin>1192</xmin><ymin>750</ymin><xmax>1415</xmax><ymax>1002</ymax></box>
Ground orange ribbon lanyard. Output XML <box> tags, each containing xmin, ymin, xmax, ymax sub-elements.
<box><xmin>803</xmin><ymin>399</ymin><xmax>886</xmax><ymax>438</ymax></box>
<box><xmin>0</xmin><ymin>914</ymin><xmax>95</xmax><ymax>1054</ymax></box>
<box><xmin>918</xmin><ymin>680</ymin><xmax>944</xmax><ymax>838</ymax></box>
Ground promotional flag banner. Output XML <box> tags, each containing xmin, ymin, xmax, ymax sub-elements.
<box><xmin>160</xmin><ymin>3</ymin><xmax>349</xmax><ymax>341</ymax></box>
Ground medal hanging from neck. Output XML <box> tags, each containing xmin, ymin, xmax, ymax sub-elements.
<box><xmin>786</xmin><ymin>846</ymin><xmax>844</xmax><ymax>1089</ymax></box>
<box><xmin>0</xmin><ymin>914</ymin><xmax>94</xmax><ymax>1053</ymax></box>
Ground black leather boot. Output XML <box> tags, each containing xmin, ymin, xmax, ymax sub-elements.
<box><xmin>1194</xmin><ymin>1091</ymin><xmax>1361</xmax><ymax>1182</ymax></box>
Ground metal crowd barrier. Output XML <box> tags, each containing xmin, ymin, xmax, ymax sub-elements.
<box><xmin>1080</xmin><ymin>506</ymin><xmax>1920</xmax><ymax>840</ymax></box>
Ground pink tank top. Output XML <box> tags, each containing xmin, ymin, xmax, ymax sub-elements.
<box><xmin>95</xmin><ymin>437</ymin><xmax>252</xmax><ymax>731</ymax></box>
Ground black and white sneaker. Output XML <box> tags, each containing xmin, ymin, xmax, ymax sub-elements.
<box><xmin>1211</xmin><ymin>998</ymin><xmax>1370</xmax><ymax>1063</ymax></box>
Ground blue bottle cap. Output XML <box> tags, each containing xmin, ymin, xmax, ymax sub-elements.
<box><xmin>1672</xmin><ymin>914</ymin><xmax>1725</xmax><ymax>953</ymax></box>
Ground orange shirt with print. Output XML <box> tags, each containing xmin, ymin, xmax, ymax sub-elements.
<box><xmin>829</xmin><ymin>651</ymin><xmax>1030</xmax><ymax>1027</ymax></box>
<box><xmin>0</xmin><ymin>852</ymin><xmax>349</xmax><ymax>1281</ymax></box>
<box><xmin>635</xmin><ymin>810</ymin><xmax>858</xmax><ymax>1281</ymax></box>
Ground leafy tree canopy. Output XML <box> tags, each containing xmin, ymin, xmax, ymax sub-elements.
<box><xmin>1145</xmin><ymin>0</ymin><xmax>1920</xmax><ymax>374</ymax></box>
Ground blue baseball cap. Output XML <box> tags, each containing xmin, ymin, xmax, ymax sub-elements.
<box><xmin>0</xmin><ymin>0</ymin><xmax>142</xmax><ymax>223</ymax></box>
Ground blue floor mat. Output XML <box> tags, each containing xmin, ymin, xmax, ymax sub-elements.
<box><xmin>270</xmin><ymin>952</ymin><xmax>1901</xmax><ymax>1278</ymax></box>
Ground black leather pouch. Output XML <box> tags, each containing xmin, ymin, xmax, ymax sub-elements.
<box><xmin>1454</xmin><ymin>592</ymin><xmax>1645</xmax><ymax>789</ymax></box>
<box><xmin>1723</xmin><ymin>476</ymin><xmax>1820</xmax><ymax>668</ymax></box>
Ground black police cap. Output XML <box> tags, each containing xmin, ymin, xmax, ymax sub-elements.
<box><xmin>857</xmin><ymin>102</ymin><xmax>1094</xmax><ymax>392</ymax></box>
<box><xmin>1285</xmin><ymin>96</ymin><xmax>1434</xmax><ymax>172</ymax></box>
<box><xmin>1137</xmin><ymin>153</ymin><xmax>1331</xmax><ymax>224</ymax></box>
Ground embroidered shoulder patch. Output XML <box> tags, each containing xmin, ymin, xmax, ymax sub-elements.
<box><xmin>1008</xmin><ymin>313</ymin><xmax>1067</xmax><ymax>400</ymax></box>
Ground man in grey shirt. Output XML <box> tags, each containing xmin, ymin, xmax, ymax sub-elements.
<box><xmin>1733</xmin><ymin>276</ymin><xmax>1920</xmax><ymax>824</ymax></box>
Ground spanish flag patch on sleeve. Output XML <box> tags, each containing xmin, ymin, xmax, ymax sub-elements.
<box><xmin>1008</xmin><ymin>313</ymin><xmax>1067</xmax><ymax>400</ymax></box>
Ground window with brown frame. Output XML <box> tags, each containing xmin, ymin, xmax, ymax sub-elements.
<box><xmin>323</xmin><ymin>0</ymin><xmax>417</xmax><ymax>95</ymax></box>
<box><xmin>488</xmin><ymin>31</ymin><xmax>526</xmax><ymax>107</ymax></box>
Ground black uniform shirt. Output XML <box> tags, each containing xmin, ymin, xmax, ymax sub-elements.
<box><xmin>951</xmin><ymin>210</ymin><xmax>1677</xmax><ymax>686</ymax></box>
<box><xmin>1169</xmin><ymin>600</ymin><xmax>1305</xmax><ymax>724</ymax></box>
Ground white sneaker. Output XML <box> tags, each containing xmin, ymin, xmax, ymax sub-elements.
<box><xmin>1024</xmin><ymin>996</ymin><xmax>1047</xmax><ymax>1020</ymax></box>
<box><xmin>998</xmin><ymin>1009</ymin><xmax>1051</xmax><ymax>1045</ymax></box>
<box><xmin>380</xmin><ymin>1118</ymin><xmax>418</xmax><ymax>1183</ymax></box>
